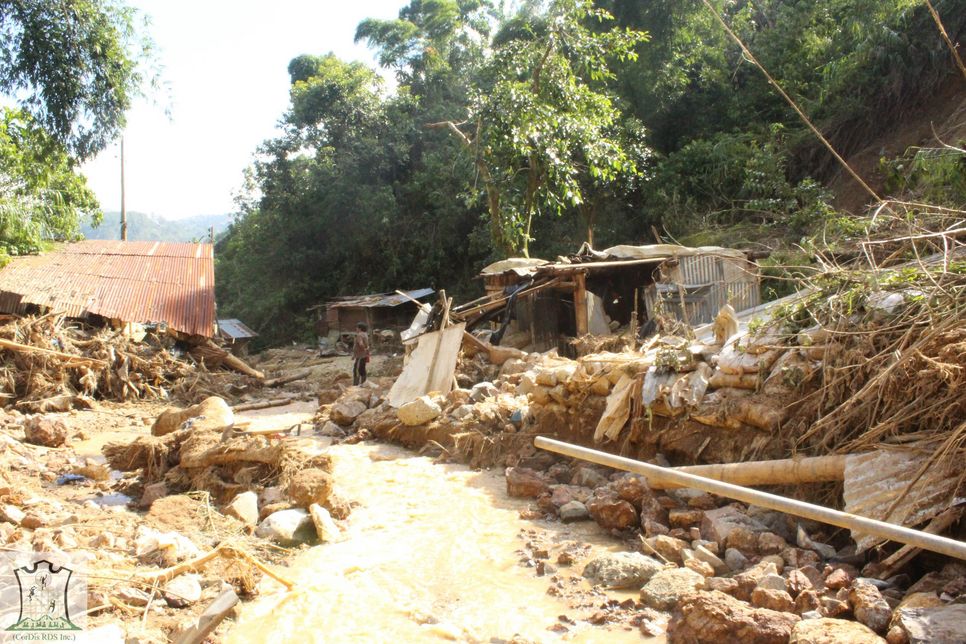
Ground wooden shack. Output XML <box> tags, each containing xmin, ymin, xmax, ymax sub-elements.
<box><xmin>466</xmin><ymin>245</ymin><xmax>759</xmax><ymax>353</ymax></box>
<box><xmin>316</xmin><ymin>288</ymin><xmax>434</xmax><ymax>340</ymax></box>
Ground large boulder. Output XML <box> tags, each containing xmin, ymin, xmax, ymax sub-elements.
<box><xmin>331</xmin><ymin>399</ymin><xmax>368</xmax><ymax>426</ymax></box>
<box><xmin>396</xmin><ymin>396</ymin><xmax>441</xmax><ymax>426</ymax></box>
<box><xmin>667</xmin><ymin>590</ymin><xmax>800</xmax><ymax>644</ymax></box>
<box><xmin>582</xmin><ymin>552</ymin><xmax>664</xmax><ymax>589</ymax></box>
<box><xmin>789</xmin><ymin>618</ymin><xmax>885</xmax><ymax>644</ymax></box>
<box><xmin>152</xmin><ymin>396</ymin><xmax>233</xmax><ymax>437</ymax></box>
<box><xmin>286</xmin><ymin>469</ymin><xmax>334</xmax><ymax>507</ymax></box>
<box><xmin>505</xmin><ymin>467</ymin><xmax>549</xmax><ymax>498</ymax></box>
<box><xmin>255</xmin><ymin>509</ymin><xmax>314</xmax><ymax>545</ymax></box>
<box><xmin>640</xmin><ymin>567</ymin><xmax>708</xmax><ymax>610</ymax></box>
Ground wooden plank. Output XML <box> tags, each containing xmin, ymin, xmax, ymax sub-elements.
<box><xmin>388</xmin><ymin>322</ymin><xmax>465</xmax><ymax>407</ymax></box>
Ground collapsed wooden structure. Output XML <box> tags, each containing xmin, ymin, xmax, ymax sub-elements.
<box><xmin>456</xmin><ymin>244</ymin><xmax>760</xmax><ymax>353</ymax></box>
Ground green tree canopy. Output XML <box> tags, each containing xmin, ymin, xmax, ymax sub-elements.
<box><xmin>0</xmin><ymin>108</ymin><xmax>100</xmax><ymax>256</ymax></box>
<box><xmin>0</xmin><ymin>0</ymin><xmax>149</xmax><ymax>160</ymax></box>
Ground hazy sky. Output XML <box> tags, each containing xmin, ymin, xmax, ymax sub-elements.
<box><xmin>81</xmin><ymin>0</ymin><xmax>405</xmax><ymax>219</ymax></box>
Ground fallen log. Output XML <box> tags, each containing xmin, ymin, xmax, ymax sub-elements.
<box><xmin>534</xmin><ymin>436</ymin><xmax>966</xmax><ymax>561</ymax></box>
<box><xmin>233</xmin><ymin>397</ymin><xmax>295</xmax><ymax>412</ymax></box>
<box><xmin>0</xmin><ymin>338</ymin><xmax>107</xmax><ymax>368</ymax></box>
<box><xmin>263</xmin><ymin>369</ymin><xmax>311</xmax><ymax>388</ymax></box>
<box><xmin>221</xmin><ymin>351</ymin><xmax>265</xmax><ymax>380</ymax></box>
<box><xmin>190</xmin><ymin>340</ymin><xmax>265</xmax><ymax>379</ymax></box>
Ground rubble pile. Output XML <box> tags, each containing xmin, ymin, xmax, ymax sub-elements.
<box><xmin>0</xmin><ymin>314</ymin><xmax>257</xmax><ymax>412</ymax></box>
<box><xmin>0</xmin><ymin>404</ymin><xmax>294</xmax><ymax>640</ymax></box>
<box><xmin>317</xmin><ymin>255</ymin><xmax>965</xmax><ymax>641</ymax></box>
<box><xmin>508</xmin><ymin>458</ymin><xmax>966</xmax><ymax>643</ymax></box>
<box><xmin>104</xmin><ymin>396</ymin><xmax>351</xmax><ymax>546</ymax></box>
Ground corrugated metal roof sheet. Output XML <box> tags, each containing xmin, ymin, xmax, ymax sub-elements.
<box><xmin>218</xmin><ymin>318</ymin><xmax>257</xmax><ymax>340</ymax></box>
<box><xmin>328</xmin><ymin>288</ymin><xmax>434</xmax><ymax>309</ymax></box>
<box><xmin>0</xmin><ymin>240</ymin><xmax>216</xmax><ymax>337</ymax></box>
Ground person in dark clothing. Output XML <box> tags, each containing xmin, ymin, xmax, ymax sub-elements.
<box><xmin>352</xmin><ymin>322</ymin><xmax>370</xmax><ymax>385</ymax></box>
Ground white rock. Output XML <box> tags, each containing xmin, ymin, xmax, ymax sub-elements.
<box><xmin>2</xmin><ymin>505</ymin><xmax>25</xmax><ymax>525</ymax></box>
<box><xmin>134</xmin><ymin>526</ymin><xmax>202</xmax><ymax>565</ymax></box>
<box><xmin>164</xmin><ymin>573</ymin><xmax>203</xmax><ymax>607</ymax></box>
<box><xmin>397</xmin><ymin>396</ymin><xmax>441</xmax><ymax>426</ymax></box>
<box><xmin>224</xmin><ymin>491</ymin><xmax>259</xmax><ymax>526</ymax></box>
<box><xmin>694</xmin><ymin>544</ymin><xmax>728</xmax><ymax>574</ymax></box>
<box><xmin>308</xmin><ymin>503</ymin><xmax>340</xmax><ymax>543</ymax></box>
<box><xmin>256</xmin><ymin>509</ymin><xmax>313</xmax><ymax>545</ymax></box>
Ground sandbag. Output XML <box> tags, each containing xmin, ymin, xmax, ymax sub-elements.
<box><xmin>594</xmin><ymin>373</ymin><xmax>637</xmax><ymax>442</ymax></box>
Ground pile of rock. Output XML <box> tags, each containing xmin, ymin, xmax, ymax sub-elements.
<box><xmin>105</xmin><ymin>396</ymin><xmax>350</xmax><ymax>548</ymax></box>
<box><xmin>553</xmin><ymin>466</ymin><xmax>966</xmax><ymax>643</ymax></box>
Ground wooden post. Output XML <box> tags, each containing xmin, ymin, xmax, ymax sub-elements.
<box><xmin>574</xmin><ymin>271</ymin><xmax>588</xmax><ymax>336</ymax></box>
<box><xmin>424</xmin><ymin>290</ymin><xmax>451</xmax><ymax>393</ymax></box>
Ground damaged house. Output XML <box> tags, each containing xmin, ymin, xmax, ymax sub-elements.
<box><xmin>0</xmin><ymin>240</ymin><xmax>216</xmax><ymax>338</ymax></box>
<box><xmin>314</xmin><ymin>288</ymin><xmax>434</xmax><ymax>345</ymax></box>
<box><xmin>460</xmin><ymin>244</ymin><xmax>760</xmax><ymax>353</ymax></box>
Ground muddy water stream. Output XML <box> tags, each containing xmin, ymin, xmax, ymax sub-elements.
<box><xmin>229</xmin><ymin>441</ymin><xmax>650</xmax><ymax>643</ymax></box>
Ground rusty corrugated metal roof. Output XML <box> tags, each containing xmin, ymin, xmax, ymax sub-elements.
<box><xmin>0</xmin><ymin>240</ymin><xmax>216</xmax><ymax>337</ymax></box>
<box><xmin>327</xmin><ymin>288</ymin><xmax>434</xmax><ymax>309</ymax></box>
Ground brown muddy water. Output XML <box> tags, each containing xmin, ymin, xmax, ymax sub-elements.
<box><xmin>228</xmin><ymin>441</ymin><xmax>655</xmax><ymax>643</ymax></box>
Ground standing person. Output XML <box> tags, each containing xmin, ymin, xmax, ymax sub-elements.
<box><xmin>352</xmin><ymin>322</ymin><xmax>370</xmax><ymax>385</ymax></box>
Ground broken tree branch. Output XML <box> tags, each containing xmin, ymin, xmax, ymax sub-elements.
<box><xmin>0</xmin><ymin>338</ymin><xmax>108</xmax><ymax>368</ymax></box>
<box><xmin>137</xmin><ymin>542</ymin><xmax>295</xmax><ymax>590</ymax></box>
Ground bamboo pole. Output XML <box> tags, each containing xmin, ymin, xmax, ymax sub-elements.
<box><xmin>658</xmin><ymin>454</ymin><xmax>848</xmax><ymax>489</ymax></box>
<box><xmin>534</xmin><ymin>437</ymin><xmax>966</xmax><ymax>561</ymax></box>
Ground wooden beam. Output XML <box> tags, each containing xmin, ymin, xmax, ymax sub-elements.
<box><xmin>573</xmin><ymin>271</ymin><xmax>588</xmax><ymax>336</ymax></box>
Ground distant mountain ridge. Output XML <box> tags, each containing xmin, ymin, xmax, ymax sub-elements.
<box><xmin>81</xmin><ymin>211</ymin><xmax>231</xmax><ymax>243</ymax></box>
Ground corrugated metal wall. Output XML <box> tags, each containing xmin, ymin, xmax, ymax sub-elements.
<box><xmin>644</xmin><ymin>255</ymin><xmax>760</xmax><ymax>325</ymax></box>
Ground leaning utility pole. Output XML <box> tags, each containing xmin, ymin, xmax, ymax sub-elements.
<box><xmin>120</xmin><ymin>136</ymin><xmax>127</xmax><ymax>241</ymax></box>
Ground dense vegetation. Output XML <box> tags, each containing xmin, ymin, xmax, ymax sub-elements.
<box><xmin>216</xmin><ymin>0</ymin><xmax>964</xmax><ymax>345</ymax></box>
<box><xmin>0</xmin><ymin>0</ymin><xmax>148</xmax><ymax>257</ymax></box>
<box><xmin>2</xmin><ymin>1</ymin><xmax>962</xmax><ymax>345</ymax></box>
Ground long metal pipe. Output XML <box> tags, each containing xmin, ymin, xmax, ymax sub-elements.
<box><xmin>534</xmin><ymin>436</ymin><xmax>966</xmax><ymax>561</ymax></box>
